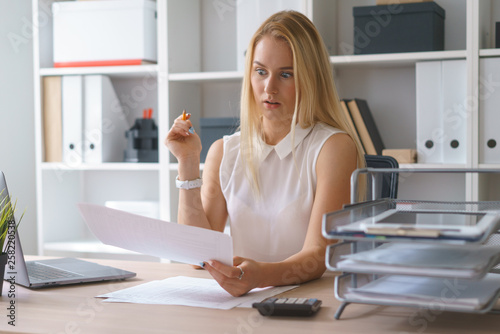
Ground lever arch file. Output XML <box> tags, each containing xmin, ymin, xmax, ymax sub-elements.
<box><xmin>441</xmin><ymin>59</ymin><xmax>467</xmax><ymax>164</ymax></box>
<box><xmin>62</xmin><ymin>75</ymin><xmax>83</xmax><ymax>165</ymax></box>
<box><xmin>479</xmin><ymin>58</ymin><xmax>500</xmax><ymax>164</ymax></box>
<box><xmin>416</xmin><ymin>60</ymin><xmax>466</xmax><ymax>164</ymax></box>
<box><xmin>83</xmin><ymin>75</ymin><xmax>128</xmax><ymax>163</ymax></box>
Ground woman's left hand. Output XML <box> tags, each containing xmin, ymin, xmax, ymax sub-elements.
<box><xmin>203</xmin><ymin>256</ymin><xmax>260</xmax><ymax>297</ymax></box>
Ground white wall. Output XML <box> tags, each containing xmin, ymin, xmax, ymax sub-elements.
<box><xmin>0</xmin><ymin>0</ymin><xmax>37</xmax><ymax>254</ymax></box>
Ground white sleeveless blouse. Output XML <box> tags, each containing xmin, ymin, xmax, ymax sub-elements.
<box><xmin>220</xmin><ymin>123</ymin><xmax>344</xmax><ymax>262</ymax></box>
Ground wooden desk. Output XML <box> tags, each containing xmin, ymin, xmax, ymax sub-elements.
<box><xmin>1</xmin><ymin>257</ymin><xmax>499</xmax><ymax>334</ymax></box>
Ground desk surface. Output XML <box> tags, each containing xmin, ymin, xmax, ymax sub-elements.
<box><xmin>1</xmin><ymin>256</ymin><xmax>499</xmax><ymax>334</ymax></box>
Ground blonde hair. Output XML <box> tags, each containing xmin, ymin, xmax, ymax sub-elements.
<box><xmin>239</xmin><ymin>10</ymin><xmax>365</xmax><ymax>197</ymax></box>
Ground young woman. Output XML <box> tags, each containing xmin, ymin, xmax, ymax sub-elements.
<box><xmin>165</xmin><ymin>10</ymin><xmax>364</xmax><ymax>297</ymax></box>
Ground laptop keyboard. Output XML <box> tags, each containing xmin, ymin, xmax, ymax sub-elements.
<box><xmin>27</xmin><ymin>261</ymin><xmax>83</xmax><ymax>281</ymax></box>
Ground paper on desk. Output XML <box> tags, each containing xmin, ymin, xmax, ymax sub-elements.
<box><xmin>77</xmin><ymin>203</ymin><xmax>233</xmax><ymax>266</ymax></box>
<box><xmin>97</xmin><ymin>276</ymin><xmax>298</xmax><ymax>310</ymax></box>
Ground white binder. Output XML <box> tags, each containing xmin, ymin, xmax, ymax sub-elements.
<box><xmin>442</xmin><ymin>59</ymin><xmax>467</xmax><ymax>164</ymax></box>
<box><xmin>62</xmin><ymin>75</ymin><xmax>83</xmax><ymax>165</ymax></box>
<box><xmin>416</xmin><ymin>60</ymin><xmax>467</xmax><ymax>164</ymax></box>
<box><xmin>416</xmin><ymin>61</ymin><xmax>443</xmax><ymax>163</ymax></box>
<box><xmin>83</xmin><ymin>75</ymin><xmax>128</xmax><ymax>163</ymax></box>
<box><xmin>479</xmin><ymin>58</ymin><xmax>500</xmax><ymax>164</ymax></box>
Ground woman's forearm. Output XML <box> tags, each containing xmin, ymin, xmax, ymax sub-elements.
<box><xmin>257</xmin><ymin>245</ymin><xmax>327</xmax><ymax>288</ymax></box>
<box><xmin>177</xmin><ymin>157</ymin><xmax>212</xmax><ymax>230</ymax></box>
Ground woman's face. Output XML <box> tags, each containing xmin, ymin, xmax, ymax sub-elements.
<box><xmin>251</xmin><ymin>35</ymin><xmax>296</xmax><ymax>125</ymax></box>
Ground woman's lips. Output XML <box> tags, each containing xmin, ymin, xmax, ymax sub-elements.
<box><xmin>264</xmin><ymin>100</ymin><xmax>281</xmax><ymax>109</ymax></box>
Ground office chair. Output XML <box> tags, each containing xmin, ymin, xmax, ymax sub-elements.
<box><xmin>364</xmin><ymin>154</ymin><xmax>399</xmax><ymax>200</ymax></box>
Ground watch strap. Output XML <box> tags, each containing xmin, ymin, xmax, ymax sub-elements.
<box><xmin>175</xmin><ymin>175</ymin><xmax>203</xmax><ymax>189</ymax></box>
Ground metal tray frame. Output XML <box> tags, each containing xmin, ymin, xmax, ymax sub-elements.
<box><xmin>325</xmin><ymin>168</ymin><xmax>500</xmax><ymax>319</ymax></box>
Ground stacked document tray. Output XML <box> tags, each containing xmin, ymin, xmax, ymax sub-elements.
<box><xmin>322</xmin><ymin>199</ymin><xmax>500</xmax><ymax>319</ymax></box>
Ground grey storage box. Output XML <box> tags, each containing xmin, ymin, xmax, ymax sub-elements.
<box><xmin>353</xmin><ymin>2</ymin><xmax>445</xmax><ymax>54</ymax></box>
<box><xmin>200</xmin><ymin>117</ymin><xmax>240</xmax><ymax>163</ymax></box>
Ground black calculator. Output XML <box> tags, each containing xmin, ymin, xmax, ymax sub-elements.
<box><xmin>252</xmin><ymin>297</ymin><xmax>322</xmax><ymax>316</ymax></box>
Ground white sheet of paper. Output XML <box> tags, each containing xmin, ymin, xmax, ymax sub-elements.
<box><xmin>97</xmin><ymin>276</ymin><xmax>298</xmax><ymax>310</ymax></box>
<box><xmin>77</xmin><ymin>203</ymin><xmax>233</xmax><ymax>266</ymax></box>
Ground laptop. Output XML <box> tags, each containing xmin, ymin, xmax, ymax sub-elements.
<box><xmin>1</xmin><ymin>171</ymin><xmax>136</xmax><ymax>288</ymax></box>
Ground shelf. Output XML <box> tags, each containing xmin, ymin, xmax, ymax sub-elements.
<box><xmin>41</xmin><ymin>162</ymin><xmax>160</xmax><ymax>171</ymax></box>
<box><xmin>168</xmin><ymin>71</ymin><xmax>243</xmax><ymax>82</ymax></box>
<box><xmin>399</xmin><ymin>163</ymin><xmax>468</xmax><ymax>169</ymax></box>
<box><xmin>331</xmin><ymin>50</ymin><xmax>467</xmax><ymax>68</ymax></box>
<box><xmin>479</xmin><ymin>164</ymin><xmax>500</xmax><ymax>169</ymax></box>
<box><xmin>479</xmin><ymin>49</ymin><xmax>500</xmax><ymax>58</ymax></box>
<box><xmin>39</xmin><ymin>64</ymin><xmax>159</xmax><ymax>78</ymax></box>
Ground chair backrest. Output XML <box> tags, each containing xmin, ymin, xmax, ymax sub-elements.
<box><xmin>364</xmin><ymin>154</ymin><xmax>399</xmax><ymax>200</ymax></box>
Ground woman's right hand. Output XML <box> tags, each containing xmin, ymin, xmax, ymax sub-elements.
<box><xmin>164</xmin><ymin>112</ymin><xmax>202</xmax><ymax>163</ymax></box>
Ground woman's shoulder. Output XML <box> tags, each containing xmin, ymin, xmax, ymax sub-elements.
<box><xmin>219</xmin><ymin>131</ymin><xmax>242</xmax><ymax>163</ymax></box>
<box><xmin>223</xmin><ymin>130</ymin><xmax>241</xmax><ymax>142</ymax></box>
<box><xmin>312</xmin><ymin>122</ymin><xmax>345</xmax><ymax>136</ymax></box>
<box><xmin>310</xmin><ymin>123</ymin><xmax>355</xmax><ymax>154</ymax></box>
<box><xmin>206</xmin><ymin>131</ymin><xmax>240</xmax><ymax>165</ymax></box>
<box><xmin>222</xmin><ymin>131</ymin><xmax>241</xmax><ymax>151</ymax></box>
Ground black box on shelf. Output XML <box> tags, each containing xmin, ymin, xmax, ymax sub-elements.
<box><xmin>200</xmin><ymin>117</ymin><xmax>240</xmax><ymax>163</ymax></box>
<box><xmin>496</xmin><ymin>22</ymin><xmax>500</xmax><ymax>48</ymax></box>
<box><xmin>353</xmin><ymin>2</ymin><xmax>445</xmax><ymax>55</ymax></box>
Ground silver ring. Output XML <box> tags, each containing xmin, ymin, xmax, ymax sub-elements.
<box><xmin>237</xmin><ymin>266</ymin><xmax>244</xmax><ymax>280</ymax></box>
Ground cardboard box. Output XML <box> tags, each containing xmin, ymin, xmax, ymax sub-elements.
<box><xmin>52</xmin><ymin>0</ymin><xmax>157</xmax><ymax>67</ymax></box>
<box><xmin>382</xmin><ymin>149</ymin><xmax>417</xmax><ymax>164</ymax></box>
<box><xmin>200</xmin><ymin>118</ymin><xmax>240</xmax><ymax>163</ymax></box>
<box><xmin>376</xmin><ymin>0</ymin><xmax>433</xmax><ymax>5</ymax></box>
<box><xmin>353</xmin><ymin>2</ymin><xmax>445</xmax><ymax>54</ymax></box>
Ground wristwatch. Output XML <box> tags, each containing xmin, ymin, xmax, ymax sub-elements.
<box><xmin>175</xmin><ymin>175</ymin><xmax>203</xmax><ymax>190</ymax></box>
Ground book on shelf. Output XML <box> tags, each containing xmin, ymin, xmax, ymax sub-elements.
<box><xmin>340</xmin><ymin>100</ymin><xmax>365</xmax><ymax>155</ymax></box>
<box><xmin>382</xmin><ymin>148</ymin><xmax>417</xmax><ymax>164</ymax></box>
<box><xmin>344</xmin><ymin>98</ymin><xmax>385</xmax><ymax>155</ymax></box>
<box><xmin>42</xmin><ymin>76</ymin><xmax>63</xmax><ymax>162</ymax></box>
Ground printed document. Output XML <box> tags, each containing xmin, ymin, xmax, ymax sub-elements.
<box><xmin>78</xmin><ymin>203</ymin><xmax>233</xmax><ymax>266</ymax></box>
<box><xmin>97</xmin><ymin>276</ymin><xmax>298</xmax><ymax>310</ymax></box>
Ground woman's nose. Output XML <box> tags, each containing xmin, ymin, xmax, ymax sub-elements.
<box><xmin>264</xmin><ymin>76</ymin><xmax>278</xmax><ymax>95</ymax></box>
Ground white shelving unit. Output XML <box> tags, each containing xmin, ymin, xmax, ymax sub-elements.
<box><xmin>31</xmin><ymin>0</ymin><xmax>500</xmax><ymax>259</ymax></box>
<box><xmin>32</xmin><ymin>0</ymin><xmax>167</xmax><ymax>260</ymax></box>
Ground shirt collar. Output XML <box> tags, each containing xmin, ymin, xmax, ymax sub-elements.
<box><xmin>258</xmin><ymin>124</ymin><xmax>314</xmax><ymax>161</ymax></box>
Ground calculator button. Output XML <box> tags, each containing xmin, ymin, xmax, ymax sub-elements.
<box><xmin>285</xmin><ymin>298</ymin><xmax>297</xmax><ymax>304</ymax></box>
<box><xmin>295</xmin><ymin>298</ymin><xmax>308</xmax><ymax>304</ymax></box>
<box><xmin>275</xmin><ymin>298</ymin><xmax>287</xmax><ymax>304</ymax></box>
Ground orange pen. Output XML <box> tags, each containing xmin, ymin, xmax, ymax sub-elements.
<box><xmin>182</xmin><ymin>109</ymin><xmax>194</xmax><ymax>134</ymax></box>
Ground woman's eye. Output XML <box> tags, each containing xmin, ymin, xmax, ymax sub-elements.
<box><xmin>256</xmin><ymin>68</ymin><xmax>266</xmax><ymax>75</ymax></box>
<box><xmin>281</xmin><ymin>72</ymin><xmax>293</xmax><ymax>79</ymax></box>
